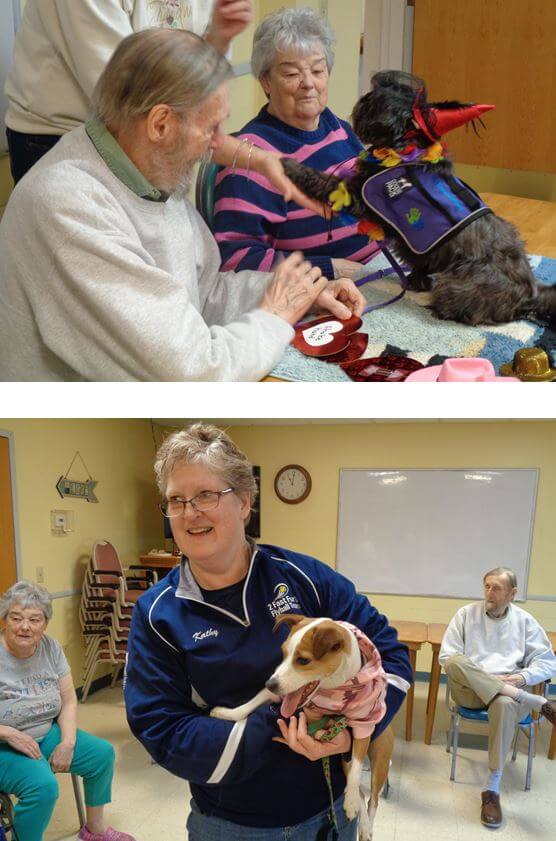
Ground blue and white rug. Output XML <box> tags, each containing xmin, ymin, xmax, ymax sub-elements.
<box><xmin>271</xmin><ymin>254</ymin><xmax>556</xmax><ymax>382</ymax></box>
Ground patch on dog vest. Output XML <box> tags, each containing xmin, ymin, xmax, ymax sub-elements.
<box><xmin>361</xmin><ymin>164</ymin><xmax>492</xmax><ymax>255</ymax></box>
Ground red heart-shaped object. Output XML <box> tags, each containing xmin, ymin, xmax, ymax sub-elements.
<box><xmin>292</xmin><ymin>315</ymin><xmax>363</xmax><ymax>358</ymax></box>
<box><xmin>341</xmin><ymin>355</ymin><xmax>424</xmax><ymax>382</ymax></box>
<box><xmin>324</xmin><ymin>332</ymin><xmax>369</xmax><ymax>364</ymax></box>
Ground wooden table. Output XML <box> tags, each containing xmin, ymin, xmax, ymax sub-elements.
<box><xmin>548</xmin><ymin>631</ymin><xmax>556</xmax><ymax>760</ymax></box>
<box><xmin>390</xmin><ymin>620</ymin><xmax>428</xmax><ymax>741</ymax></box>
<box><xmin>136</xmin><ymin>553</ymin><xmax>180</xmax><ymax>579</ymax></box>
<box><xmin>424</xmin><ymin>623</ymin><xmax>448</xmax><ymax>745</ymax></box>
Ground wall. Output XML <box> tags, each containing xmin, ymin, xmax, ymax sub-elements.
<box><xmin>0</xmin><ymin>419</ymin><xmax>162</xmax><ymax>680</ymax></box>
<box><xmin>223</xmin><ymin>421</ymin><xmax>556</xmax><ymax>673</ymax></box>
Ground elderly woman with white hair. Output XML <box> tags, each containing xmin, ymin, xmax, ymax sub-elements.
<box><xmin>124</xmin><ymin>424</ymin><xmax>412</xmax><ymax>840</ymax></box>
<box><xmin>0</xmin><ymin>582</ymin><xmax>134</xmax><ymax>841</ymax></box>
<box><xmin>213</xmin><ymin>6</ymin><xmax>379</xmax><ymax>278</ymax></box>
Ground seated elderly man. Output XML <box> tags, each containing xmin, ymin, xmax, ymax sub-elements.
<box><xmin>213</xmin><ymin>7</ymin><xmax>379</xmax><ymax>278</ymax></box>
<box><xmin>0</xmin><ymin>28</ymin><xmax>364</xmax><ymax>382</ymax></box>
<box><xmin>440</xmin><ymin>567</ymin><xmax>556</xmax><ymax>830</ymax></box>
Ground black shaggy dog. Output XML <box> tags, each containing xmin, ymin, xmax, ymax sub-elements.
<box><xmin>282</xmin><ymin>70</ymin><xmax>556</xmax><ymax>326</ymax></box>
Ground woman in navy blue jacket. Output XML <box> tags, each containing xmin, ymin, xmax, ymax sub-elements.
<box><xmin>124</xmin><ymin>424</ymin><xmax>412</xmax><ymax>840</ymax></box>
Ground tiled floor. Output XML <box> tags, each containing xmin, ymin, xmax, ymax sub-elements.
<box><xmin>43</xmin><ymin>682</ymin><xmax>555</xmax><ymax>841</ymax></box>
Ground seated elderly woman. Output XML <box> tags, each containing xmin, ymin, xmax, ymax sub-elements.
<box><xmin>0</xmin><ymin>581</ymin><xmax>134</xmax><ymax>841</ymax></box>
<box><xmin>213</xmin><ymin>7</ymin><xmax>379</xmax><ymax>278</ymax></box>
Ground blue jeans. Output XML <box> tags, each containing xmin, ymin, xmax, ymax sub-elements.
<box><xmin>186</xmin><ymin>795</ymin><xmax>358</xmax><ymax>840</ymax></box>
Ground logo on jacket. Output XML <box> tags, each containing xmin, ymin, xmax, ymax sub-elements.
<box><xmin>267</xmin><ymin>583</ymin><xmax>300</xmax><ymax>618</ymax></box>
<box><xmin>192</xmin><ymin>628</ymin><xmax>219</xmax><ymax>642</ymax></box>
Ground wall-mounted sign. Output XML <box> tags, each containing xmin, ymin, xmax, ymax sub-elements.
<box><xmin>56</xmin><ymin>476</ymin><xmax>98</xmax><ymax>503</ymax></box>
<box><xmin>56</xmin><ymin>451</ymin><xmax>98</xmax><ymax>503</ymax></box>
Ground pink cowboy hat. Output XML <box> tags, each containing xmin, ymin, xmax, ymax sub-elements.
<box><xmin>405</xmin><ymin>358</ymin><xmax>520</xmax><ymax>382</ymax></box>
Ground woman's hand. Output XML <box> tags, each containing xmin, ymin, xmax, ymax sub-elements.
<box><xmin>332</xmin><ymin>258</ymin><xmax>365</xmax><ymax>280</ymax></box>
<box><xmin>311</xmin><ymin>278</ymin><xmax>366</xmax><ymax>319</ymax></box>
<box><xmin>256</xmin><ymin>151</ymin><xmax>331</xmax><ymax>218</ymax></box>
<box><xmin>273</xmin><ymin>711</ymin><xmax>351</xmax><ymax>761</ymax></box>
<box><xmin>260</xmin><ymin>252</ymin><xmax>328</xmax><ymax>325</ymax></box>
<box><xmin>49</xmin><ymin>740</ymin><xmax>75</xmax><ymax>772</ymax></box>
<box><xmin>5</xmin><ymin>727</ymin><xmax>42</xmax><ymax>759</ymax></box>
<box><xmin>205</xmin><ymin>1</ymin><xmax>253</xmax><ymax>54</ymax></box>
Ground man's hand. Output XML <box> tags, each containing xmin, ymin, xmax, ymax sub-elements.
<box><xmin>49</xmin><ymin>740</ymin><xmax>75</xmax><ymax>772</ymax></box>
<box><xmin>206</xmin><ymin>0</ymin><xmax>253</xmax><ymax>54</ymax></box>
<box><xmin>260</xmin><ymin>252</ymin><xmax>328</xmax><ymax>325</ymax></box>
<box><xmin>5</xmin><ymin>727</ymin><xmax>42</xmax><ymax>759</ymax></box>
<box><xmin>311</xmin><ymin>278</ymin><xmax>366</xmax><ymax>320</ymax></box>
<box><xmin>499</xmin><ymin>673</ymin><xmax>526</xmax><ymax>688</ymax></box>
<box><xmin>272</xmin><ymin>711</ymin><xmax>351</xmax><ymax>761</ymax></box>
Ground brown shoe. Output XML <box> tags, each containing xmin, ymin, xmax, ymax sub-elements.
<box><xmin>481</xmin><ymin>791</ymin><xmax>502</xmax><ymax>828</ymax></box>
<box><xmin>541</xmin><ymin>701</ymin><xmax>556</xmax><ymax>725</ymax></box>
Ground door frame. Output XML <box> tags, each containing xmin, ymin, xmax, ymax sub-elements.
<box><xmin>0</xmin><ymin>428</ymin><xmax>22</xmax><ymax>581</ymax></box>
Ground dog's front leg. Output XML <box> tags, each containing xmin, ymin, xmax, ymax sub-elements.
<box><xmin>342</xmin><ymin>735</ymin><xmax>371</xmax><ymax>837</ymax></box>
<box><xmin>210</xmin><ymin>687</ymin><xmax>277</xmax><ymax>721</ymax></box>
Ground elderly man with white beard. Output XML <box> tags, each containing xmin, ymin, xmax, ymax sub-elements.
<box><xmin>0</xmin><ymin>28</ymin><xmax>364</xmax><ymax>382</ymax></box>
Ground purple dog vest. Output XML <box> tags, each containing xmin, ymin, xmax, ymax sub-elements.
<box><xmin>361</xmin><ymin>164</ymin><xmax>492</xmax><ymax>255</ymax></box>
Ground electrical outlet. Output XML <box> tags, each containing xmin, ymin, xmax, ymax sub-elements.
<box><xmin>36</xmin><ymin>567</ymin><xmax>45</xmax><ymax>584</ymax></box>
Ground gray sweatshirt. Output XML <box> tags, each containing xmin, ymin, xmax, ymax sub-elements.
<box><xmin>0</xmin><ymin>126</ymin><xmax>293</xmax><ymax>381</ymax></box>
<box><xmin>439</xmin><ymin>601</ymin><xmax>556</xmax><ymax>687</ymax></box>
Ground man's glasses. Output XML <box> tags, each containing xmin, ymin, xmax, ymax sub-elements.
<box><xmin>159</xmin><ymin>488</ymin><xmax>234</xmax><ymax>518</ymax></box>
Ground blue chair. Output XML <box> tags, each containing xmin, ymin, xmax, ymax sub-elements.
<box><xmin>445</xmin><ymin>683</ymin><xmax>546</xmax><ymax>791</ymax></box>
<box><xmin>195</xmin><ymin>161</ymin><xmax>219</xmax><ymax>230</ymax></box>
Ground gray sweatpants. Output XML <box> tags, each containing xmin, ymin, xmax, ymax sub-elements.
<box><xmin>444</xmin><ymin>654</ymin><xmax>526</xmax><ymax>770</ymax></box>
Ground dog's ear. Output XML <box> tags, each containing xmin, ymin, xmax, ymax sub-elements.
<box><xmin>273</xmin><ymin>613</ymin><xmax>307</xmax><ymax>634</ymax></box>
<box><xmin>313</xmin><ymin>623</ymin><xmax>345</xmax><ymax>660</ymax></box>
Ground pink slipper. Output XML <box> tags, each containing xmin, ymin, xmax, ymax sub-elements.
<box><xmin>77</xmin><ymin>826</ymin><xmax>136</xmax><ymax>841</ymax></box>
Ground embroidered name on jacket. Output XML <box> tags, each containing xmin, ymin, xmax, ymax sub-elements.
<box><xmin>193</xmin><ymin>628</ymin><xmax>219</xmax><ymax>642</ymax></box>
<box><xmin>267</xmin><ymin>583</ymin><xmax>301</xmax><ymax>618</ymax></box>
<box><xmin>361</xmin><ymin>163</ymin><xmax>492</xmax><ymax>255</ymax></box>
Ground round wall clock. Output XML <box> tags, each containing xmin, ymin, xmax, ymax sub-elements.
<box><xmin>274</xmin><ymin>464</ymin><xmax>312</xmax><ymax>504</ymax></box>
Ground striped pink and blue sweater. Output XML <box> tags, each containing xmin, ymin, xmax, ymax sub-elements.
<box><xmin>213</xmin><ymin>106</ymin><xmax>379</xmax><ymax>278</ymax></box>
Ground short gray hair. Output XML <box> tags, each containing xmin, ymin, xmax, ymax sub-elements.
<box><xmin>483</xmin><ymin>567</ymin><xmax>517</xmax><ymax>590</ymax></box>
<box><xmin>0</xmin><ymin>581</ymin><xmax>52</xmax><ymax>621</ymax></box>
<box><xmin>154</xmin><ymin>424</ymin><xmax>258</xmax><ymax>504</ymax></box>
<box><xmin>251</xmin><ymin>6</ymin><xmax>335</xmax><ymax>80</ymax></box>
<box><xmin>92</xmin><ymin>28</ymin><xmax>233</xmax><ymax>132</ymax></box>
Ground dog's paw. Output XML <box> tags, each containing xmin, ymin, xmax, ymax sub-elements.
<box><xmin>358</xmin><ymin>806</ymin><xmax>372</xmax><ymax>841</ymax></box>
<box><xmin>343</xmin><ymin>787</ymin><xmax>361</xmax><ymax>822</ymax></box>
<box><xmin>210</xmin><ymin>706</ymin><xmax>241</xmax><ymax>721</ymax></box>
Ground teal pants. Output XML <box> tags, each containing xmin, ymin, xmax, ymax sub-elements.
<box><xmin>0</xmin><ymin>723</ymin><xmax>115</xmax><ymax>841</ymax></box>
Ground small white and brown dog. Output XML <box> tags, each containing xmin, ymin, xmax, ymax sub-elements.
<box><xmin>211</xmin><ymin>614</ymin><xmax>394</xmax><ymax>841</ymax></box>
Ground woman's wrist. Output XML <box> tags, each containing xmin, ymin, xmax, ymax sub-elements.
<box><xmin>0</xmin><ymin>725</ymin><xmax>15</xmax><ymax>740</ymax></box>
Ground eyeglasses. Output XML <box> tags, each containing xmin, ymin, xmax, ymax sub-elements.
<box><xmin>159</xmin><ymin>488</ymin><xmax>234</xmax><ymax>518</ymax></box>
<box><xmin>7</xmin><ymin>614</ymin><xmax>45</xmax><ymax>627</ymax></box>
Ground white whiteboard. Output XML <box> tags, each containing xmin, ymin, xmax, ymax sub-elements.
<box><xmin>337</xmin><ymin>469</ymin><xmax>539</xmax><ymax>601</ymax></box>
<box><xmin>0</xmin><ymin>0</ymin><xmax>20</xmax><ymax>152</ymax></box>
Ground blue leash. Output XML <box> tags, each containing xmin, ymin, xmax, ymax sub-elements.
<box><xmin>355</xmin><ymin>245</ymin><xmax>408</xmax><ymax>314</ymax></box>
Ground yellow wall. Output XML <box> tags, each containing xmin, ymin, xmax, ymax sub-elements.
<box><xmin>223</xmin><ymin>421</ymin><xmax>556</xmax><ymax>672</ymax></box>
<box><xmin>0</xmin><ymin>419</ymin><xmax>162</xmax><ymax>679</ymax></box>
